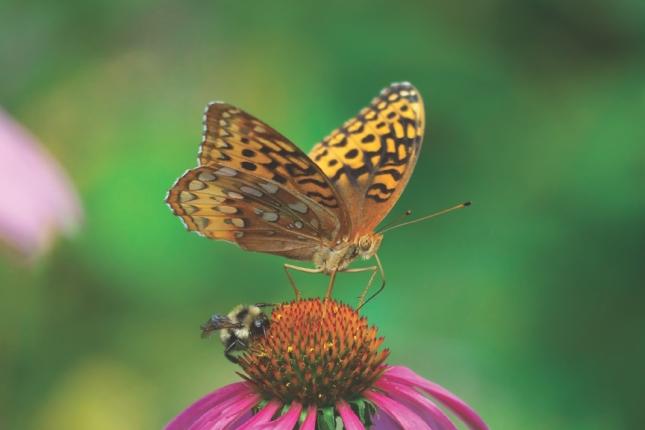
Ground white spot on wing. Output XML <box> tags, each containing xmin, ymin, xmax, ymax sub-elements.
<box><xmin>198</xmin><ymin>171</ymin><xmax>217</xmax><ymax>182</ymax></box>
<box><xmin>231</xmin><ymin>218</ymin><xmax>245</xmax><ymax>228</ymax></box>
<box><xmin>215</xmin><ymin>167</ymin><xmax>237</xmax><ymax>177</ymax></box>
<box><xmin>188</xmin><ymin>180</ymin><xmax>206</xmax><ymax>191</ymax></box>
<box><xmin>262</xmin><ymin>212</ymin><xmax>278</xmax><ymax>222</ymax></box>
<box><xmin>194</xmin><ymin>217</ymin><xmax>209</xmax><ymax>229</ymax></box>
<box><xmin>288</xmin><ymin>201</ymin><xmax>308</xmax><ymax>214</ymax></box>
<box><xmin>259</xmin><ymin>182</ymin><xmax>279</xmax><ymax>194</ymax></box>
<box><xmin>179</xmin><ymin>191</ymin><xmax>196</xmax><ymax>202</ymax></box>
<box><xmin>217</xmin><ymin>205</ymin><xmax>238</xmax><ymax>214</ymax></box>
<box><xmin>240</xmin><ymin>186</ymin><xmax>263</xmax><ymax>197</ymax></box>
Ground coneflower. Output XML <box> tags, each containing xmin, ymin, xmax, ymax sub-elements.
<box><xmin>166</xmin><ymin>299</ymin><xmax>488</xmax><ymax>430</ymax></box>
<box><xmin>0</xmin><ymin>107</ymin><xmax>82</xmax><ymax>260</ymax></box>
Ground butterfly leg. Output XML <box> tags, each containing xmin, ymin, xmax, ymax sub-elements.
<box><xmin>356</xmin><ymin>254</ymin><xmax>386</xmax><ymax>310</ymax></box>
<box><xmin>324</xmin><ymin>269</ymin><xmax>338</xmax><ymax>299</ymax></box>
<box><xmin>341</xmin><ymin>266</ymin><xmax>379</xmax><ymax>308</ymax></box>
<box><xmin>284</xmin><ymin>264</ymin><xmax>323</xmax><ymax>300</ymax></box>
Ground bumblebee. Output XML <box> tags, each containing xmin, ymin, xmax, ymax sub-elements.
<box><xmin>200</xmin><ymin>303</ymin><xmax>272</xmax><ymax>363</ymax></box>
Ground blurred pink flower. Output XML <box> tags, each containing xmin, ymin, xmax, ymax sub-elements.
<box><xmin>166</xmin><ymin>366</ymin><xmax>488</xmax><ymax>430</ymax></box>
<box><xmin>0</xmin><ymin>108</ymin><xmax>82</xmax><ymax>259</ymax></box>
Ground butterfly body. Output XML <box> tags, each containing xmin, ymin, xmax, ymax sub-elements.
<box><xmin>311</xmin><ymin>232</ymin><xmax>383</xmax><ymax>274</ymax></box>
<box><xmin>167</xmin><ymin>82</ymin><xmax>425</xmax><ymax>304</ymax></box>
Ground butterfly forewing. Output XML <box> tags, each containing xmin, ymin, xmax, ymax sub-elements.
<box><xmin>198</xmin><ymin>102</ymin><xmax>352</xmax><ymax>236</ymax></box>
<box><xmin>309</xmin><ymin>82</ymin><xmax>425</xmax><ymax>235</ymax></box>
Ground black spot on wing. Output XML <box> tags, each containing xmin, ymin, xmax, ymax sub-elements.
<box><xmin>241</xmin><ymin>161</ymin><xmax>257</xmax><ymax>171</ymax></box>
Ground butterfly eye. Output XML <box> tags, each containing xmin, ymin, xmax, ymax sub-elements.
<box><xmin>359</xmin><ymin>236</ymin><xmax>372</xmax><ymax>251</ymax></box>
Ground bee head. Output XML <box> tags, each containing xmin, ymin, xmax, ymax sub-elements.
<box><xmin>250</xmin><ymin>312</ymin><xmax>270</xmax><ymax>338</ymax></box>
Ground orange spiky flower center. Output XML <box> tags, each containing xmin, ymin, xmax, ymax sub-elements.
<box><xmin>237</xmin><ymin>298</ymin><xmax>389</xmax><ymax>407</ymax></box>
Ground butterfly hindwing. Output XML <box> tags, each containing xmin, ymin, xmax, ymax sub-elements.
<box><xmin>198</xmin><ymin>102</ymin><xmax>352</xmax><ymax>237</ymax></box>
<box><xmin>166</xmin><ymin>165</ymin><xmax>335</xmax><ymax>260</ymax></box>
<box><xmin>309</xmin><ymin>82</ymin><xmax>425</xmax><ymax>235</ymax></box>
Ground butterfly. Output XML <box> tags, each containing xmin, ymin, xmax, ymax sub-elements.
<box><xmin>166</xmin><ymin>82</ymin><xmax>468</xmax><ymax>307</ymax></box>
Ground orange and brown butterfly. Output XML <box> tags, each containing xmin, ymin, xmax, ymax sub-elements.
<box><xmin>165</xmin><ymin>82</ymin><xmax>468</xmax><ymax>306</ymax></box>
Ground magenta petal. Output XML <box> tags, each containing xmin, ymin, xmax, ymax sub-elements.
<box><xmin>237</xmin><ymin>400</ymin><xmax>281</xmax><ymax>429</ymax></box>
<box><xmin>226</xmin><ymin>410</ymin><xmax>254</xmax><ymax>429</ymax></box>
<box><xmin>300</xmin><ymin>405</ymin><xmax>317</xmax><ymax>430</ymax></box>
<box><xmin>165</xmin><ymin>382</ymin><xmax>251</xmax><ymax>430</ymax></box>
<box><xmin>371</xmin><ymin>409</ymin><xmax>404</xmax><ymax>430</ymax></box>
<box><xmin>376</xmin><ymin>379</ymin><xmax>457</xmax><ymax>430</ymax></box>
<box><xmin>187</xmin><ymin>391</ymin><xmax>258</xmax><ymax>430</ymax></box>
<box><xmin>383</xmin><ymin>366</ymin><xmax>489</xmax><ymax>430</ymax></box>
<box><xmin>258</xmin><ymin>402</ymin><xmax>303</xmax><ymax>430</ymax></box>
<box><xmin>337</xmin><ymin>400</ymin><xmax>366</xmax><ymax>430</ymax></box>
<box><xmin>211</xmin><ymin>393</ymin><xmax>261</xmax><ymax>430</ymax></box>
<box><xmin>365</xmin><ymin>390</ymin><xmax>431</xmax><ymax>430</ymax></box>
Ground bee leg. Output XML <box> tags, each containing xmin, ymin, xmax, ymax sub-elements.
<box><xmin>224</xmin><ymin>338</ymin><xmax>247</xmax><ymax>364</ymax></box>
<box><xmin>356</xmin><ymin>254</ymin><xmax>386</xmax><ymax>310</ymax></box>
<box><xmin>284</xmin><ymin>264</ymin><xmax>323</xmax><ymax>299</ymax></box>
<box><xmin>224</xmin><ymin>351</ymin><xmax>238</xmax><ymax>364</ymax></box>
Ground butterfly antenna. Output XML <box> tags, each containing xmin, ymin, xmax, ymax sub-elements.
<box><xmin>376</xmin><ymin>210</ymin><xmax>413</xmax><ymax>233</ymax></box>
<box><xmin>379</xmin><ymin>201</ymin><xmax>471</xmax><ymax>234</ymax></box>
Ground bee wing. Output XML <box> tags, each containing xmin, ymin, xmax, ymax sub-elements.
<box><xmin>200</xmin><ymin>314</ymin><xmax>243</xmax><ymax>338</ymax></box>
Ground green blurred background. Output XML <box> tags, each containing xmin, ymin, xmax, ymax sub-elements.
<box><xmin>2</xmin><ymin>1</ymin><xmax>644</xmax><ymax>428</ymax></box>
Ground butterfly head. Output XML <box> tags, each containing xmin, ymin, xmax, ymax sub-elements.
<box><xmin>356</xmin><ymin>233</ymin><xmax>383</xmax><ymax>261</ymax></box>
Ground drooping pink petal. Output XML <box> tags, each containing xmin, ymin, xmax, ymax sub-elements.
<box><xmin>300</xmin><ymin>405</ymin><xmax>317</xmax><ymax>430</ymax></box>
<box><xmin>165</xmin><ymin>382</ymin><xmax>251</xmax><ymax>430</ymax></box>
<box><xmin>0</xmin><ymin>108</ymin><xmax>82</xmax><ymax>259</ymax></box>
<box><xmin>214</xmin><ymin>393</ymin><xmax>261</xmax><ymax>430</ymax></box>
<box><xmin>370</xmin><ymin>409</ymin><xmax>404</xmax><ymax>430</ymax></box>
<box><xmin>364</xmin><ymin>390</ymin><xmax>431</xmax><ymax>430</ymax></box>
<box><xmin>383</xmin><ymin>366</ymin><xmax>489</xmax><ymax>430</ymax></box>
<box><xmin>237</xmin><ymin>400</ymin><xmax>281</xmax><ymax>429</ymax></box>
<box><xmin>257</xmin><ymin>402</ymin><xmax>303</xmax><ymax>430</ymax></box>
<box><xmin>376</xmin><ymin>378</ymin><xmax>457</xmax><ymax>430</ymax></box>
<box><xmin>337</xmin><ymin>400</ymin><xmax>366</xmax><ymax>430</ymax></box>
<box><xmin>227</xmin><ymin>411</ymin><xmax>254</xmax><ymax>429</ymax></box>
<box><xmin>187</xmin><ymin>391</ymin><xmax>259</xmax><ymax>430</ymax></box>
